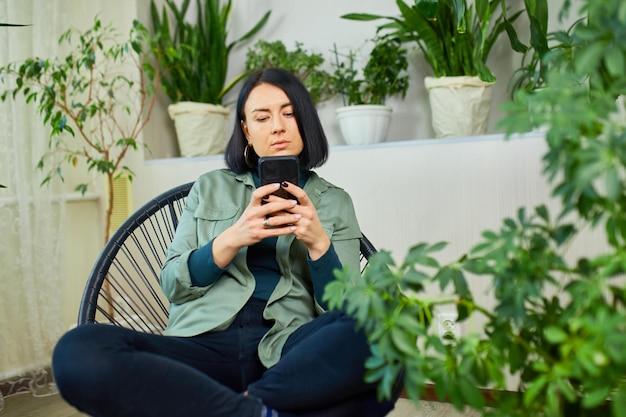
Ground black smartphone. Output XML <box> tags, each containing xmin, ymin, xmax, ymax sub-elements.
<box><xmin>258</xmin><ymin>155</ymin><xmax>299</xmax><ymax>201</ymax></box>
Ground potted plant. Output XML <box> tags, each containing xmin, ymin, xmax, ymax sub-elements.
<box><xmin>149</xmin><ymin>0</ymin><xmax>270</xmax><ymax>157</ymax></box>
<box><xmin>0</xmin><ymin>17</ymin><xmax>159</xmax><ymax>243</ymax></box>
<box><xmin>244</xmin><ymin>39</ymin><xmax>336</xmax><ymax>105</ymax></box>
<box><xmin>342</xmin><ymin>0</ymin><xmax>526</xmax><ymax>138</ymax></box>
<box><xmin>331</xmin><ymin>36</ymin><xmax>409</xmax><ymax>146</ymax></box>
<box><xmin>325</xmin><ymin>0</ymin><xmax>626</xmax><ymax>415</ymax></box>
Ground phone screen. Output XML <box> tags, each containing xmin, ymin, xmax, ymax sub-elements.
<box><xmin>258</xmin><ymin>156</ymin><xmax>299</xmax><ymax>201</ymax></box>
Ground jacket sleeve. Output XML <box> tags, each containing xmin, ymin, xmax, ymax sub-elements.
<box><xmin>308</xmin><ymin>243</ymin><xmax>342</xmax><ymax>309</ymax></box>
<box><xmin>326</xmin><ymin>188</ymin><xmax>362</xmax><ymax>272</ymax></box>
<box><xmin>160</xmin><ymin>182</ymin><xmax>223</xmax><ymax>304</ymax></box>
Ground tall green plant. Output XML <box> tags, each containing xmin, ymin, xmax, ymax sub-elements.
<box><xmin>0</xmin><ymin>18</ymin><xmax>159</xmax><ymax>242</ymax></box>
<box><xmin>150</xmin><ymin>0</ymin><xmax>270</xmax><ymax>104</ymax></box>
<box><xmin>343</xmin><ymin>0</ymin><xmax>526</xmax><ymax>82</ymax></box>
<box><xmin>507</xmin><ymin>0</ymin><xmax>584</xmax><ymax>95</ymax></box>
<box><xmin>325</xmin><ymin>0</ymin><xmax>626</xmax><ymax>415</ymax></box>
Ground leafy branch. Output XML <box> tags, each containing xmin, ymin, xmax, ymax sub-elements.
<box><xmin>0</xmin><ymin>17</ymin><xmax>160</xmax><ymax>242</ymax></box>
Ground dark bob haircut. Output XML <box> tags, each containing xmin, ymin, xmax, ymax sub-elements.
<box><xmin>224</xmin><ymin>68</ymin><xmax>329</xmax><ymax>173</ymax></box>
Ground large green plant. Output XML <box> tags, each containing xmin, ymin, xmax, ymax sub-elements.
<box><xmin>150</xmin><ymin>0</ymin><xmax>270</xmax><ymax>104</ymax></box>
<box><xmin>0</xmin><ymin>18</ymin><xmax>159</xmax><ymax>242</ymax></box>
<box><xmin>325</xmin><ymin>0</ymin><xmax>626</xmax><ymax>416</ymax></box>
<box><xmin>245</xmin><ymin>40</ymin><xmax>335</xmax><ymax>105</ymax></box>
<box><xmin>343</xmin><ymin>0</ymin><xmax>526</xmax><ymax>83</ymax></box>
<box><xmin>331</xmin><ymin>37</ymin><xmax>409</xmax><ymax>106</ymax></box>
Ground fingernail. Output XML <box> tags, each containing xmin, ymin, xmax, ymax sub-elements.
<box><xmin>273</xmin><ymin>183</ymin><xmax>280</xmax><ymax>189</ymax></box>
<box><xmin>281</xmin><ymin>181</ymin><xmax>288</xmax><ymax>188</ymax></box>
<box><xmin>294</xmin><ymin>214</ymin><xmax>301</xmax><ymax>219</ymax></box>
<box><xmin>262</xmin><ymin>195</ymin><xmax>269</xmax><ymax>200</ymax></box>
<box><xmin>290</xmin><ymin>200</ymin><xmax>297</xmax><ymax>206</ymax></box>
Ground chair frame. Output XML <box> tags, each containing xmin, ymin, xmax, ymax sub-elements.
<box><xmin>78</xmin><ymin>181</ymin><xmax>376</xmax><ymax>332</ymax></box>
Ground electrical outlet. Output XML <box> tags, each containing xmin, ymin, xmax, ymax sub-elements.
<box><xmin>437</xmin><ymin>312</ymin><xmax>459</xmax><ymax>344</ymax></box>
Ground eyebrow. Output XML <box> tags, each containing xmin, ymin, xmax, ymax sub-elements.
<box><xmin>250</xmin><ymin>102</ymin><xmax>293</xmax><ymax>113</ymax></box>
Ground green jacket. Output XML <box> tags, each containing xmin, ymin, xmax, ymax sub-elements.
<box><xmin>160</xmin><ymin>169</ymin><xmax>361</xmax><ymax>367</ymax></box>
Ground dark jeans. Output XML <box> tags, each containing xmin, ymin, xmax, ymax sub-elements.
<box><xmin>52</xmin><ymin>298</ymin><xmax>397</xmax><ymax>417</ymax></box>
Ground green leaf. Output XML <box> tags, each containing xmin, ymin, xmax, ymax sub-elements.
<box><xmin>582</xmin><ymin>385</ymin><xmax>611</xmax><ymax>409</ymax></box>
<box><xmin>459</xmin><ymin>377</ymin><xmax>485</xmax><ymax>410</ymax></box>
<box><xmin>391</xmin><ymin>326</ymin><xmax>417</xmax><ymax>355</ymax></box>
<box><xmin>604</xmin><ymin>44</ymin><xmax>625</xmax><ymax>77</ymax></box>
<box><xmin>605</xmin><ymin>166</ymin><xmax>620</xmax><ymax>201</ymax></box>
<box><xmin>555</xmin><ymin>377</ymin><xmax>577</xmax><ymax>403</ymax></box>
<box><xmin>341</xmin><ymin>13</ymin><xmax>387</xmax><ymax>21</ymax></box>
<box><xmin>451</xmin><ymin>268</ymin><xmax>471</xmax><ymax>298</ymax></box>
<box><xmin>612</xmin><ymin>383</ymin><xmax>626</xmax><ymax>417</ymax></box>
<box><xmin>551</xmin><ymin>224</ymin><xmax>576</xmax><ymax>245</ymax></box>
<box><xmin>536</xmin><ymin>205</ymin><xmax>549</xmax><ymax>222</ymax></box>
<box><xmin>395</xmin><ymin>312</ymin><xmax>422</xmax><ymax>334</ymax></box>
<box><xmin>573</xmin><ymin>42</ymin><xmax>605</xmax><ymax>76</ymax></box>
<box><xmin>523</xmin><ymin>374</ymin><xmax>548</xmax><ymax>406</ymax></box>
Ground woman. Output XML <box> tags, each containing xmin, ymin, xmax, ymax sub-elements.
<box><xmin>53</xmin><ymin>68</ymin><xmax>397</xmax><ymax>417</ymax></box>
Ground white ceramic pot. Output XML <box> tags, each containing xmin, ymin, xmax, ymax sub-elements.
<box><xmin>168</xmin><ymin>102</ymin><xmax>230</xmax><ymax>157</ymax></box>
<box><xmin>336</xmin><ymin>104</ymin><xmax>393</xmax><ymax>146</ymax></box>
<box><xmin>425</xmin><ymin>76</ymin><xmax>494</xmax><ymax>138</ymax></box>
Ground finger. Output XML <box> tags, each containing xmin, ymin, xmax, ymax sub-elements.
<box><xmin>261</xmin><ymin>197</ymin><xmax>298</xmax><ymax>216</ymax></box>
<box><xmin>265</xmin><ymin>212</ymin><xmax>302</xmax><ymax>228</ymax></box>
<box><xmin>279</xmin><ymin>181</ymin><xmax>310</xmax><ymax>206</ymax></box>
<box><xmin>253</xmin><ymin>183</ymin><xmax>281</xmax><ymax>205</ymax></box>
<box><xmin>261</xmin><ymin>215</ymin><xmax>297</xmax><ymax>235</ymax></box>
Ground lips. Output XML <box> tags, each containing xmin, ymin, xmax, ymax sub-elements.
<box><xmin>271</xmin><ymin>140</ymin><xmax>290</xmax><ymax>149</ymax></box>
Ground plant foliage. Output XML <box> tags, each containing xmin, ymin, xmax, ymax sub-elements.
<box><xmin>342</xmin><ymin>0</ymin><xmax>526</xmax><ymax>83</ymax></box>
<box><xmin>150</xmin><ymin>0</ymin><xmax>270</xmax><ymax>104</ymax></box>
<box><xmin>331</xmin><ymin>37</ymin><xmax>409</xmax><ymax>106</ymax></box>
<box><xmin>0</xmin><ymin>17</ymin><xmax>159</xmax><ymax>241</ymax></box>
<box><xmin>245</xmin><ymin>40</ymin><xmax>335</xmax><ymax>105</ymax></box>
<box><xmin>507</xmin><ymin>0</ymin><xmax>583</xmax><ymax>95</ymax></box>
<box><xmin>325</xmin><ymin>0</ymin><xmax>626</xmax><ymax>415</ymax></box>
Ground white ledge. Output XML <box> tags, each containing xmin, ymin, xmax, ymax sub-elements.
<box><xmin>144</xmin><ymin>130</ymin><xmax>546</xmax><ymax>165</ymax></box>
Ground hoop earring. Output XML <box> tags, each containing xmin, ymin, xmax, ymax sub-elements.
<box><xmin>244</xmin><ymin>143</ymin><xmax>254</xmax><ymax>168</ymax></box>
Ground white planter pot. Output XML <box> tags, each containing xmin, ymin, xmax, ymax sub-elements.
<box><xmin>336</xmin><ymin>104</ymin><xmax>392</xmax><ymax>146</ymax></box>
<box><xmin>168</xmin><ymin>102</ymin><xmax>230</xmax><ymax>157</ymax></box>
<box><xmin>425</xmin><ymin>76</ymin><xmax>494</xmax><ymax>138</ymax></box>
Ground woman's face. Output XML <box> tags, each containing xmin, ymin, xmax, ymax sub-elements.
<box><xmin>241</xmin><ymin>83</ymin><xmax>304</xmax><ymax>158</ymax></box>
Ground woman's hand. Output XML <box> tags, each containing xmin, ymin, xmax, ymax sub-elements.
<box><xmin>212</xmin><ymin>183</ymin><xmax>303</xmax><ymax>267</ymax></box>
<box><xmin>267</xmin><ymin>181</ymin><xmax>331</xmax><ymax>261</ymax></box>
<box><xmin>212</xmin><ymin>182</ymin><xmax>330</xmax><ymax>267</ymax></box>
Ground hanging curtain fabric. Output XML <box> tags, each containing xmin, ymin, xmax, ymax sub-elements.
<box><xmin>0</xmin><ymin>0</ymin><xmax>68</xmax><ymax>409</ymax></box>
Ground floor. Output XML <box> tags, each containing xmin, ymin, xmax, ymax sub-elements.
<box><xmin>0</xmin><ymin>392</ymin><xmax>481</xmax><ymax>417</ymax></box>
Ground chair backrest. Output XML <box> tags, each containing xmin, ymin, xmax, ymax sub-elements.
<box><xmin>78</xmin><ymin>182</ymin><xmax>377</xmax><ymax>333</ymax></box>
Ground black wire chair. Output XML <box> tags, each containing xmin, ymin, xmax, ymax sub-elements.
<box><xmin>77</xmin><ymin>181</ymin><xmax>377</xmax><ymax>333</ymax></box>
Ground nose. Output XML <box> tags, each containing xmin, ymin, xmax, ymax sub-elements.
<box><xmin>271</xmin><ymin>117</ymin><xmax>286</xmax><ymax>134</ymax></box>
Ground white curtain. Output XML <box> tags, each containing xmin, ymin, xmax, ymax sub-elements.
<box><xmin>0</xmin><ymin>0</ymin><xmax>70</xmax><ymax>410</ymax></box>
